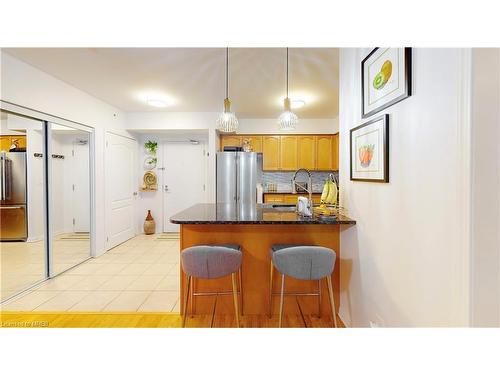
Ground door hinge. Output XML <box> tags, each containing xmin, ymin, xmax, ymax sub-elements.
<box><xmin>106</xmin><ymin>236</ymin><xmax>109</xmax><ymax>242</ymax></box>
<box><xmin>72</xmin><ymin>184</ymin><xmax>75</xmax><ymax>191</ymax></box>
<box><xmin>106</xmin><ymin>141</ymin><xmax>108</xmax><ymax>147</ymax></box>
<box><xmin>72</xmin><ymin>149</ymin><xmax>75</xmax><ymax>157</ymax></box>
<box><xmin>203</xmin><ymin>184</ymin><xmax>206</xmax><ymax>191</ymax></box>
<box><xmin>72</xmin><ymin>218</ymin><xmax>75</xmax><ymax>225</ymax></box>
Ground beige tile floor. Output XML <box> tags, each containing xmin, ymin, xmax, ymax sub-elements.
<box><xmin>1</xmin><ymin>235</ymin><xmax>180</xmax><ymax>312</ymax></box>
<box><xmin>1</xmin><ymin>234</ymin><xmax>91</xmax><ymax>300</ymax></box>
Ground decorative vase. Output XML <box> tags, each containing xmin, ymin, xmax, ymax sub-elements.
<box><xmin>144</xmin><ymin>210</ymin><xmax>156</xmax><ymax>235</ymax></box>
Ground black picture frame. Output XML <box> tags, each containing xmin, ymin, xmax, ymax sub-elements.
<box><xmin>361</xmin><ymin>47</ymin><xmax>412</xmax><ymax>118</ymax></box>
<box><xmin>350</xmin><ymin>114</ymin><xmax>389</xmax><ymax>183</ymax></box>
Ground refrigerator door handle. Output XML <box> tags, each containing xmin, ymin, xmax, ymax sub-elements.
<box><xmin>0</xmin><ymin>206</ymin><xmax>24</xmax><ymax>210</ymax></box>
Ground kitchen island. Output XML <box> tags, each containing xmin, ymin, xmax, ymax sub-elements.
<box><xmin>170</xmin><ymin>203</ymin><xmax>355</xmax><ymax>320</ymax></box>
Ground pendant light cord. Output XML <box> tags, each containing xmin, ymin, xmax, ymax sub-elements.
<box><xmin>226</xmin><ymin>47</ymin><xmax>229</xmax><ymax>99</ymax></box>
<box><xmin>286</xmin><ymin>47</ymin><xmax>289</xmax><ymax>98</ymax></box>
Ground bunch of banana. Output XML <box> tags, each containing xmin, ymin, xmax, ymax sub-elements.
<box><xmin>320</xmin><ymin>179</ymin><xmax>338</xmax><ymax>205</ymax></box>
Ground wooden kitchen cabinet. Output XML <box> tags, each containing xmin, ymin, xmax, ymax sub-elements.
<box><xmin>280</xmin><ymin>136</ymin><xmax>298</xmax><ymax>171</ymax></box>
<box><xmin>242</xmin><ymin>136</ymin><xmax>263</xmax><ymax>153</ymax></box>
<box><xmin>0</xmin><ymin>136</ymin><xmax>11</xmax><ymax>152</ymax></box>
<box><xmin>263</xmin><ymin>194</ymin><xmax>284</xmax><ymax>203</ymax></box>
<box><xmin>220</xmin><ymin>135</ymin><xmax>241</xmax><ymax>150</ymax></box>
<box><xmin>316</xmin><ymin>135</ymin><xmax>334</xmax><ymax>170</ymax></box>
<box><xmin>297</xmin><ymin>135</ymin><xmax>316</xmax><ymax>170</ymax></box>
<box><xmin>264</xmin><ymin>193</ymin><xmax>322</xmax><ymax>204</ymax></box>
<box><xmin>220</xmin><ymin>133</ymin><xmax>339</xmax><ymax>171</ymax></box>
<box><xmin>332</xmin><ymin>133</ymin><xmax>339</xmax><ymax>170</ymax></box>
<box><xmin>262</xmin><ymin>136</ymin><xmax>280</xmax><ymax>170</ymax></box>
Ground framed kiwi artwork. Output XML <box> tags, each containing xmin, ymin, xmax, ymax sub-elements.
<box><xmin>361</xmin><ymin>48</ymin><xmax>412</xmax><ymax>118</ymax></box>
<box><xmin>350</xmin><ymin>114</ymin><xmax>389</xmax><ymax>183</ymax></box>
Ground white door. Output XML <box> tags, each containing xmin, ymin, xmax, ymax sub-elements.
<box><xmin>105</xmin><ymin>132</ymin><xmax>137</xmax><ymax>249</ymax></box>
<box><xmin>163</xmin><ymin>142</ymin><xmax>206</xmax><ymax>232</ymax></box>
<box><xmin>72</xmin><ymin>140</ymin><xmax>90</xmax><ymax>232</ymax></box>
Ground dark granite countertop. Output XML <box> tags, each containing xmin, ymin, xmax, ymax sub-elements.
<box><xmin>170</xmin><ymin>203</ymin><xmax>356</xmax><ymax>225</ymax></box>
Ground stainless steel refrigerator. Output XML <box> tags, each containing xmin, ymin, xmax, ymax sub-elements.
<box><xmin>216</xmin><ymin>152</ymin><xmax>262</xmax><ymax>204</ymax></box>
<box><xmin>1</xmin><ymin>151</ymin><xmax>28</xmax><ymax>241</ymax></box>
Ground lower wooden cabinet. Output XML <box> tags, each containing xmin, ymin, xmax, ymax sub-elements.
<box><xmin>264</xmin><ymin>193</ymin><xmax>321</xmax><ymax>204</ymax></box>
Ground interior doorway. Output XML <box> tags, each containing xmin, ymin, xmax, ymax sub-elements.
<box><xmin>162</xmin><ymin>140</ymin><xmax>207</xmax><ymax>233</ymax></box>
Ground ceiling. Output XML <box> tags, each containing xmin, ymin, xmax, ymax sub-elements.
<box><xmin>4</xmin><ymin>48</ymin><xmax>339</xmax><ymax>118</ymax></box>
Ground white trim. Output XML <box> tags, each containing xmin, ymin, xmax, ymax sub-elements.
<box><xmin>453</xmin><ymin>48</ymin><xmax>473</xmax><ymax>327</ymax></box>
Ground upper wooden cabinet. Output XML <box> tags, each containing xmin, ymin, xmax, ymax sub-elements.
<box><xmin>316</xmin><ymin>135</ymin><xmax>334</xmax><ymax>171</ymax></box>
<box><xmin>262</xmin><ymin>136</ymin><xmax>280</xmax><ymax>170</ymax></box>
<box><xmin>331</xmin><ymin>133</ymin><xmax>339</xmax><ymax>170</ymax></box>
<box><xmin>220</xmin><ymin>135</ymin><xmax>241</xmax><ymax>150</ymax></box>
<box><xmin>280</xmin><ymin>136</ymin><xmax>298</xmax><ymax>171</ymax></box>
<box><xmin>219</xmin><ymin>133</ymin><xmax>339</xmax><ymax>171</ymax></box>
<box><xmin>242</xmin><ymin>136</ymin><xmax>263</xmax><ymax>153</ymax></box>
<box><xmin>297</xmin><ymin>135</ymin><xmax>316</xmax><ymax>170</ymax></box>
<box><xmin>0</xmin><ymin>135</ymin><xmax>27</xmax><ymax>152</ymax></box>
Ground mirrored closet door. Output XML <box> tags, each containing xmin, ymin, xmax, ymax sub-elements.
<box><xmin>49</xmin><ymin>122</ymin><xmax>91</xmax><ymax>275</ymax></box>
<box><xmin>1</xmin><ymin>110</ymin><xmax>47</xmax><ymax>301</ymax></box>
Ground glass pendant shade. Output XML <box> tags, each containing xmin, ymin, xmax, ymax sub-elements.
<box><xmin>216</xmin><ymin>98</ymin><xmax>239</xmax><ymax>133</ymax></box>
<box><xmin>278</xmin><ymin>97</ymin><xmax>298</xmax><ymax>130</ymax></box>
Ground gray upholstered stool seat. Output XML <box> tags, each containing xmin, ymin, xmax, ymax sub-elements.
<box><xmin>269</xmin><ymin>244</ymin><xmax>307</xmax><ymax>256</ymax></box>
<box><xmin>268</xmin><ymin>244</ymin><xmax>338</xmax><ymax>328</ymax></box>
<box><xmin>181</xmin><ymin>244</ymin><xmax>242</xmax><ymax>328</ymax></box>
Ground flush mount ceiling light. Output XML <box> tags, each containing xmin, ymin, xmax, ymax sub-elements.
<box><xmin>291</xmin><ymin>99</ymin><xmax>305</xmax><ymax>109</ymax></box>
<box><xmin>146</xmin><ymin>98</ymin><xmax>169</xmax><ymax>108</ymax></box>
<box><xmin>278</xmin><ymin>48</ymin><xmax>298</xmax><ymax>130</ymax></box>
<box><xmin>216</xmin><ymin>48</ymin><xmax>239</xmax><ymax>133</ymax></box>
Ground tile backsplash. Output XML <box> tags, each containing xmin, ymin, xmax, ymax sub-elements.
<box><xmin>262</xmin><ymin>171</ymin><xmax>338</xmax><ymax>193</ymax></box>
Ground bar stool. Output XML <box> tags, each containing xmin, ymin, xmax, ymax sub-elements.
<box><xmin>269</xmin><ymin>244</ymin><xmax>337</xmax><ymax>328</ymax></box>
<box><xmin>180</xmin><ymin>244</ymin><xmax>242</xmax><ymax>328</ymax></box>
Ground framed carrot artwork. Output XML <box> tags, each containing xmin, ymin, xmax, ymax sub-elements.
<box><xmin>350</xmin><ymin>114</ymin><xmax>389</xmax><ymax>182</ymax></box>
<box><xmin>361</xmin><ymin>47</ymin><xmax>412</xmax><ymax>118</ymax></box>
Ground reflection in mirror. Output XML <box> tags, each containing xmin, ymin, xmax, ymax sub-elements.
<box><xmin>50</xmin><ymin>123</ymin><xmax>91</xmax><ymax>275</ymax></box>
<box><xmin>1</xmin><ymin>111</ymin><xmax>46</xmax><ymax>301</ymax></box>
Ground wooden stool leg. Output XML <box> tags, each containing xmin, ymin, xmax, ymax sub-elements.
<box><xmin>318</xmin><ymin>279</ymin><xmax>322</xmax><ymax>318</ymax></box>
<box><xmin>182</xmin><ymin>275</ymin><xmax>191</xmax><ymax>328</ymax></box>
<box><xmin>278</xmin><ymin>273</ymin><xmax>285</xmax><ymax>328</ymax></box>
<box><xmin>231</xmin><ymin>272</ymin><xmax>240</xmax><ymax>328</ymax></box>
<box><xmin>239</xmin><ymin>268</ymin><xmax>244</xmax><ymax>316</ymax></box>
<box><xmin>326</xmin><ymin>276</ymin><xmax>338</xmax><ymax>328</ymax></box>
<box><xmin>269</xmin><ymin>260</ymin><xmax>274</xmax><ymax>318</ymax></box>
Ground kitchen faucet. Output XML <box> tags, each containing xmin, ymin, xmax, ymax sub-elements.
<box><xmin>292</xmin><ymin>168</ymin><xmax>313</xmax><ymax>215</ymax></box>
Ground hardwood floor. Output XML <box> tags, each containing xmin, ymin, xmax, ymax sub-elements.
<box><xmin>1</xmin><ymin>312</ymin><xmax>344</xmax><ymax>328</ymax></box>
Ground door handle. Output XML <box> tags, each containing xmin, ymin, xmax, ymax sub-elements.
<box><xmin>164</xmin><ymin>185</ymin><xmax>169</xmax><ymax>192</ymax></box>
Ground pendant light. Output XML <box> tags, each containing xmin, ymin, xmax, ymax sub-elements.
<box><xmin>278</xmin><ymin>47</ymin><xmax>298</xmax><ymax>130</ymax></box>
<box><xmin>216</xmin><ymin>47</ymin><xmax>239</xmax><ymax>133</ymax></box>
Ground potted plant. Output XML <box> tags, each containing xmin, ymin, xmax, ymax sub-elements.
<box><xmin>145</xmin><ymin>140</ymin><xmax>158</xmax><ymax>156</ymax></box>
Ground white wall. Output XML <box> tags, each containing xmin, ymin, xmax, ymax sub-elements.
<box><xmin>236</xmin><ymin>118</ymin><xmax>338</xmax><ymax>134</ymax></box>
<box><xmin>133</xmin><ymin>133</ymin><xmax>209</xmax><ymax>234</ymax></box>
<box><xmin>339</xmin><ymin>48</ymin><xmax>472</xmax><ymax>327</ymax></box>
<box><xmin>470</xmin><ymin>48</ymin><xmax>500</xmax><ymax>327</ymax></box>
<box><xmin>1</xmin><ymin>51</ymin><xmax>129</xmax><ymax>256</ymax></box>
